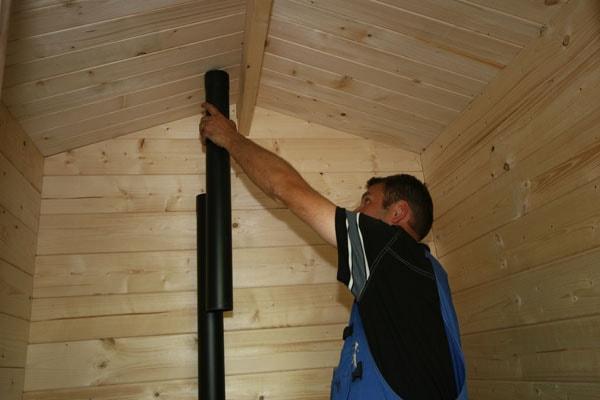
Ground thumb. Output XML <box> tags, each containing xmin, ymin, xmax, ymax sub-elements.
<box><xmin>202</xmin><ymin>102</ymin><xmax>221</xmax><ymax>116</ymax></box>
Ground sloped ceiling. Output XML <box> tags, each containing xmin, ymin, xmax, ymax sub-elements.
<box><xmin>1</xmin><ymin>0</ymin><xmax>564</xmax><ymax>156</ymax></box>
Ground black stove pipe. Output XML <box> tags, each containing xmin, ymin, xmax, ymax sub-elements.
<box><xmin>204</xmin><ymin>69</ymin><xmax>233</xmax><ymax>312</ymax></box>
<box><xmin>197</xmin><ymin>194</ymin><xmax>225</xmax><ymax>400</ymax></box>
<box><xmin>198</xmin><ymin>70</ymin><xmax>232</xmax><ymax>400</ymax></box>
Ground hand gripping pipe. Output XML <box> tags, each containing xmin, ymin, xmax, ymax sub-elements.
<box><xmin>198</xmin><ymin>69</ymin><xmax>232</xmax><ymax>400</ymax></box>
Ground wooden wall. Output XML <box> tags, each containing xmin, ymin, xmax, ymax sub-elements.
<box><xmin>0</xmin><ymin>102</ymin><xmax>44</xmax><ymax>400</ymax></box>
<box><xmin>24</xmin><ymin>106</ymin><xmax>423</xmax><ymax>399</ymax></box>
<box><xmin>422</xmin><ymin>1</ymin><xmax>600</xmax><ymax>398</ymax></box>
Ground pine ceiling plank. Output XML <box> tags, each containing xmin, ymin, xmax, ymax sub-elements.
<box><xmin>5</xmin><ymin>12</ymin><xmax>245</xmax><ymax>86</ymax></box>
<box><xmin>0</xmin><ymin>0</ymin><xmax>11</xmax><ymax>98</ymax></box>
<box><xmin>269</xmin><ymin>18</ymin><xmax>485</xmax><ymax>98</ymax></box>
<box><xmin>3</xmin><ymin>32</ymin><xmax>243</xmax><ymax>106</ymax></box>
<box><xmin>237</xmin><ymin>0</ymin><xmax>274</xmax><ymax>135</ymax></box>
<box><xmin>261</xmin><ymin>68</ymin><xmax>443</xmax><ymax>138</ymax></box>
<box><xmin>274</xmin><ymin>0</ymin><xmax>499</xmax><ymax>83</ymax></box>
<box><xmin>34</xmin><ymin>102</ymin><xmax>207</xmax><ymax>156</ymax></box>
<box><xmin>21</xmin><ymin>69</ymin><xmax>238</xmax><ymax>136</ymax></box>
<box><xmin>10</xmin><ymin>51</ymin><xmax>241</xmax><ymax>121</ymax></box>
<box><xmin>376</xmin><ymin>0</ymin><xmax>540</xmax><ymax>46</ymax></box>
<box><xmin>9</xmin><ymin>0</ymin><xmax>201</xmax><ymax>39</ymax></box>
<box><xmin>290</xmin><ymin>0</ymin><xmax>521</xmax><ymax>67</ymax></box>
<box><xmin>465</xmin><ymin>0</ymin><xmax>565</xmax><ymax>25</ymax></box>
<box><xmin>258</xmin><ymin>84</ymin><xmax>432</xmax><ymax>152</ymax></box>
<box><xmin>263</xmin><ymin>53</ymin><xmax>458</xmax><ymax>125</ymax></box>
<box><xmin>7</xmin><ymin>0</ymin><xmax>244</xmax><ymax>65</ymax></box>
<box><xmin>266</xmin><ymin>37</ymin><xmax>470</xmax><ymax>111</ymax></box>
<box><xmin>31</xmin><ymin>82</ymin><xmax>238</xmax><ymax>147</ymax></box>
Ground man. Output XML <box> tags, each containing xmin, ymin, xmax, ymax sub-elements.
<box><xmin>200</xmin><ymin>103</ymin><xmax>467</xmax><ymax>399</ymax></box>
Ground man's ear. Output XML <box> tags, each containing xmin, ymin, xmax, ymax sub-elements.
<box><xmin>389</xmin><ymin>200</ymin><xmax>410</xmax><ymax>225</ymax></box>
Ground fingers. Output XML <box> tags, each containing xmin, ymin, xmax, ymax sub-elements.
<box><xmin>201</xmin><ymin>102</ymin><xmax>220</xmax><ymax>116</ymax></box>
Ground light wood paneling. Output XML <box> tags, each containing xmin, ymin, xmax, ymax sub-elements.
<box><xmin>4</xmin><ymin>0</ymin><xmax>246</xmax><ymax>154</ymax></box>
<box><xmin>0</xmin><ymin>313</ymin><xmax>29</xmax><ymax>367</ymax></box>
<box><xmin>40</xmin><ymin>171</ymin><xmax>421</xmax><ymax>215</ymax></box>
<box><xmin>33</xmin><ymin>246</ymin><xmax>337</xmax><ymax>297</ymax></box>
<box><xmin>0</xmin><ymin>259</ymin><xmax>33</xmax><ymax>319</ymax></box>
<box><xmin>43</xmin><ymin>136</ymin><xmax>420</xmax><ymax>176</ymax></box>
<box><xmin>25</xmin><ymin>326</ymin><xmax>342</xmax><ymax>391</ymax></box>
<box><xmin>423</xmin><ymin>0</ymin><xmax>600</xmax><ymax>395</ymax></box>
<box><xmin>0</xmin><ymin>368</ymin><xmax>26</xmax><ymax>400</ymax></box>
<box><xmin>4</xmin><ymin>0</ymin><xmax>562</xmax><ymax>156</ymax></box>
<box><xmin>236</xmin><ymin>0</ymin><xmax>273</xmax><ymax>135</ymax></box>
<box><xmin>0</xmin><ymin>103</ymin><xmax>43</xmax><ymax>399</ymax></box>
<box><xmin>22</xmin><ymin>369</ymin><xmax>333</xmax><ymax>400</ymax></box>
<box><xmin>0</xmin><ymin>151</ymin><xmax>41</xmax><ymax>231</ymax></box>
<box><xmin>28</xmin><ymin>107</ymin><xmax>419</xmax><ymax>398</ymax></box>
<box><xmin>462</xmin><ymin>315</ymin><xmax>600</xmax><ymax>381</ymax></box>
<box><xmin>0</xmin><ymin>103</ymin><xmax>43</xmax><ymax>191</ymax></box>
<box><xmin>468</xmin><ymin>380</ymin><xmax>600</xmax><ymax>400</ymax></box>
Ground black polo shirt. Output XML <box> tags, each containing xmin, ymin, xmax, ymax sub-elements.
<box><xmin>335</xmin><ymin>207</ymin><xmax>457</xmax><ymax>400</ymax></box>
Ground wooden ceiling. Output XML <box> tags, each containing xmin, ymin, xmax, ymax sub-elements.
<box><xmin>1</xmin><ymin>0</ymin><xmax>564</xmax><ymax>155</ymax></box>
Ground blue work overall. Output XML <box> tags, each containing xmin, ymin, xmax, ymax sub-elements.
<box><xmin>330</xmin><ymin>251</ymin><xmax>468</xmax><ymax>400</ymax></box>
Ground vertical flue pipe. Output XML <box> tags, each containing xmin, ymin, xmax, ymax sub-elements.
<box><xmin>198</xmin><ymin>69</ymin><xmax>232</xmax><ymax>400</ymax></box>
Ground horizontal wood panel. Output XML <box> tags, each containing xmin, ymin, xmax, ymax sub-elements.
<box><xmin>33</xmin><ymin>246</ymin><xmax>337</xmax><ymax>298</ymax></box>
<box><xmin>0</xmin><ymin>204</ymin><xmax>37</xmax><ymax>274</ymax></box>
<box><xmin>442</xmin><ymin>175</ymin><xmax>600</xmax><ymax>292</ymax></box>
<box><xmin>25</xmin><ymin>325</ymin><xmax>343</xmax><ymax>391</ymax></box>
<box><xmin>29</xmin><ymin>278</ymin><xmax>353</xmax><ymax>344</ymax></box>
<box><xmin>273</xmin><ymin>0</ymin><xmax>499</xmax><ymax>82</ymax></box>
<box><xmin>0</xmin><ymin>313</ymin><xmax>29</xmax><ymax>368</ymax></box>
<box><xmin>0</xmin><ymin>104</ymin><xmax>44</xmax><ymax>191</ymax></box>
<box><xmin>0</xmin><ymin>152</ymin><xmax>40</xmax><ymax>231</ymax></box>
<box><xmin>0</xmin><ymin>259</ymin><xmax>33</xmax><ymax>319</ymax></box>
<box><xmin>38</xmin><ymin>103</ymin><xmax>217</xmax><ymax>157</ymax></box>
<box><xmin>0</xmin><ymin>368</ymin><xmax>26</xmax><ymax>400</ymax></box>
<box><xmin>30</xmin><ymin>283</ymin><xmax>351</xmax><ymax>327</ymax></box>
<box><xmin>40</xmin><ymin>171</ymin><xmax>422</xmax><ymax>215</ymax></box>
<box><xmin>266</xmin><ymin>37</ymin><xmax>470</xmax><ymax>112</ymax></box>
<box><xmin>22</xmin><ymin>368</ymin><xmax>333</xmax><ymax>400</ymax></box>
<box><xmin>468</xmin><ymin>379</ymin><xmax>600</xmax><ymax>400</ymax></box>
<box><xmin>124</xmin><ymin>107</ymin><xmax>351</xmax><ymax>140</ymax></box>
<box><xmin>43</xmin><ymin>137</ymin><xmax>420</xmax><ymax>176</ymax></box>
<box><xmin>37</xmin><ymin>209</ymin><xmax>326</xmax><ymax>255</ymax></box>
<box><xmin>455</xmin><ymin>246</ymin><xmax>600</xmax><ymax>334</ymax></box>
<box><xmin>7</xmin><ymin>0</ymin><xmax>245</xmax><ymax>65</ymax></box>
<box><xmin>257</xmin><ymin>85</ymin><xmax>430</xmax><ymax>152</ymax></box>
<box><xmin>462</xmin><ymin>314</ymin><xmax>600</xmax><ymax>381</ymax></box>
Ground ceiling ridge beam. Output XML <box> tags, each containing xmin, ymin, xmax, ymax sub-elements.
<box><xmin>236</xmin><ymin>0</ymin><xmax>274</xmax><ymax>136</ymax></box>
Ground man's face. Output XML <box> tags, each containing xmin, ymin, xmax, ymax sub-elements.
<box><xmin>355</xmin><ymin>183</ymin><xmax>389</xmax><ymax>221</ymax></box>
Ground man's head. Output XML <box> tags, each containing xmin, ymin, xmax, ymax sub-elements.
<box><xmin>356</xmin><ymin>174</ymin><xmax>433</xmax><ymax>241</ymax></box>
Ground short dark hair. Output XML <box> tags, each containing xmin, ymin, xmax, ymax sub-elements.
<box><xmin>367</xmin><ymin>174</ymin><xmax>433</xmax><ymax>240</ymax></box>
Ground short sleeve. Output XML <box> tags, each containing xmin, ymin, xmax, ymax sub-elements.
<box><xmin>335</xmin><ymin>207</ymin><xmax>397</xmax><ymax>299</ymax></box>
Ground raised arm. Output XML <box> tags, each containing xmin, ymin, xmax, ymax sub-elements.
<box><xmin>200</xmin><ymin>103</ymin><xmax>337</xmax><ymax>246</ymax></box>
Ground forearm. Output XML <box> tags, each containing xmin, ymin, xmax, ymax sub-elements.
<box><xmin>224</xmin><ymin>135</ymin><xmax>312</xmax><ymax>207</ymax></box>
